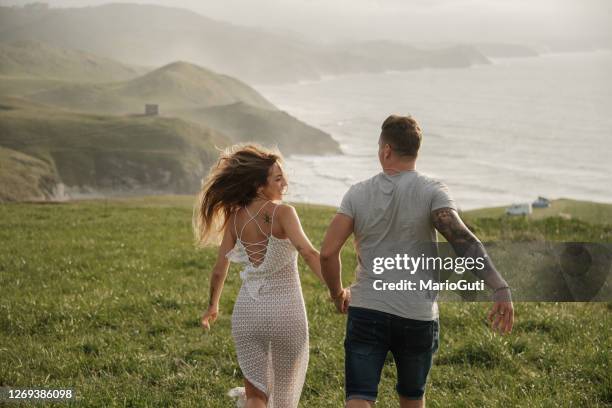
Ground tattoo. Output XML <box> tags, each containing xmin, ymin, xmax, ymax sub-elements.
<box><xmin>431</xmin><ymin>208</ymin><xmax>478</xmax><ymax>255</ymax></box>
<box><xmin>432</xmin><ymin>207</ymin><xmax>510</xmax><ymax>300</ymax></box>
<box><xmin>263</xmin><ymin>212</ymin><xmax>271</xmax><ymax>224</ymax></box>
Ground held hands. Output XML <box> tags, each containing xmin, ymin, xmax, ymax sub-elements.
<box><xmin>487</xmin><ymin>288</ymin><xmax>514</xmax><ymax>335</ymax></box>
<box><xmin>330</xmin><ymin>288</ymin><xmax>351</xmax><ymax>314</ymax></box>
<box><xmin>201</xmin><ymin>304</ymin><xmax>218</xmax><ymax>331</ymax></box>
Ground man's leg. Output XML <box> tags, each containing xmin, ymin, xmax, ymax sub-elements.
<box><xmin>399</xmin><ymin>395</ymin><xmax>424</xmax><ymax>408</ymax></box>
<box><xmin>346</xmin><ymin>399</ymin><xmax>375</xmax><ymax>408</ymax></box>
<box><xmin>345</xmin><ymin>307</ymin><xmax>390</xmax><ymax>407</ymax></box>
<box><xmin>391</xmin><ymin>318</ymin><xmax>439</xmax><ymax>407</ymax></box>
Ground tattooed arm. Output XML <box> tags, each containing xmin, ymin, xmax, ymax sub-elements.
<box><xmin>432</xmin><ymin>207</ymin><xmax>514</xmax><ymax>333</ymax></box>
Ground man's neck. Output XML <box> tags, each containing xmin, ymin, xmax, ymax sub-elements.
<box><xmin>382</xmin><ymin>161</ymin><xmax>416</xmax><ymax>175</ymax></box>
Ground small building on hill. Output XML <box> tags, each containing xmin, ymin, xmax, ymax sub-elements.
<box><xmin>145</xmin><ymin>104</ymin><xmax>159</xmax><ymax>116</ymax></box>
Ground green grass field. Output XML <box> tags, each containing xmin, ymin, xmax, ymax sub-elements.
<box><xmin>0</xmin><ymin>197</ymin><xmax>610</xmax><ymax>407</ymax></box>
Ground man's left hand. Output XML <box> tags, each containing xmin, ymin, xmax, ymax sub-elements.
<box><xmin>331</xmin><ymin>288</ymin><xmax>351</xmax><ymax>314</ymax></box>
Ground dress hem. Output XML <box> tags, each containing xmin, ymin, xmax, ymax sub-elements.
<box><xmin>239</xmin><ymin>362</ymin><xmax>270</xmax><ymax>401</ymax></box>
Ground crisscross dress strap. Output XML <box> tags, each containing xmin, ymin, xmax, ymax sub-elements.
<box><xmin>244</xmin><ymin>208</ymin><xmax>268</xmax><ymax>238</ymax></box>
<box><xmin>239</xmin><ymin>201</ymin><xmax>270</xmax><ymax>238</ymax></box>
<box><xmin>237</xmin><ymin>201</ymin><xmax>272</xmax><ymax>265</ymax></box>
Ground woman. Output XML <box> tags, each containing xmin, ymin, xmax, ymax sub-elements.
<box><xmin>194</xmin><ymin>144</ymin><xmax>325</xmax><ymax>408</ymax></box>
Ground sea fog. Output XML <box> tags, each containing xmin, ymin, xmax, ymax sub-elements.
<box><xmin>257</xmin><ymin>51</ymin><xmax>612</xmax><ymax>210</ymax></box>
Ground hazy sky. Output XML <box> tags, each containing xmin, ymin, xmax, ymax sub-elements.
<box><xmin>2</xmin><ymin>0</ymin><xmax>610</xmax><ymax>45</ymax></box>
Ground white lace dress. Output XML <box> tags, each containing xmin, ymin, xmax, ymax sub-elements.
<box><xmin>226</xmin><ymin>204</ymin><xmax>309</xmax><ymax>408</ymax></box>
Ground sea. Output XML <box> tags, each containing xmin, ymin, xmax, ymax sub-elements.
<box><xmin>255</xmin><ymin>51</ymin><xmax>612</xmax><ymax>210</ymax></box>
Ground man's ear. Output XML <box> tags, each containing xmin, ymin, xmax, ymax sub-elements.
<box><xmin>384</xmin><ymin>144</ymin><xmax>393</xmax><ymax>159</ymax></box>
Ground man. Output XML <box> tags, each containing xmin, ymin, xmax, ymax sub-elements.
<box><xmin>320</xmin><ymin>115</ymin><xmax>514</xmax><ymax>408</ymax></box>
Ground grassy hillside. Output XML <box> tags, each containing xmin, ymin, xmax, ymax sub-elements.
<box><xmin>0</xmin><ymin>75</ymin><xmax>71</xmax><ymax>97</ymax></box>
<box><xmin>0</xmin><ymin>198</ymin><xmax>609</xmax><ymax>407</ymax></box>
<box><xmin>10</xmin><ymin>59</ymin><xmax>340</xmax><ymax>158</ymax></box>
<box><xmin>463</xmin><ymin>199</ymin><xmax>612</xmax><ymax>226</ymax></box>
<box><xmin>26</xmin><ymin>61</ymin><xmax>276</xmax><ymax>113</ymax></box>
<box><xmin>0</xmin><ymin>40</ymin><xmax>145</xmax><ymax>82</ymax></box>
<box><xmin>0</xmin><ymin>98</ymin><xmax>228</xmax><ymax>200</ymax></box>
<box><xmin>0</xmin><ymin>54</ymin><xmax>341</xmax><ymax>200</ymax></box>
<box><xmin>0</xmin><ymin>3</ymin><xmax>343</xmax><ymax>84</ymax></box>
<box><xmin>175</xmin><ymin>102</ymin><xmax>341</xmax><ymax>155</ymax></box>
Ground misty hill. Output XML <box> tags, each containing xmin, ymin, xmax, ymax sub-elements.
<box><xmin>342</xmin><ymin>41</ymin><xmax>490</xmax><ymax>71</ymax></box>
<box><xmin>474</xmin><ymin>43</ymin><xmax>540</xmax><ymax>58</ymax></box>
<box><xmin>0</xmin><ymin>4</ymin><xmax>492</xmax><ymax>84</ymax></box>
<box><xmin>174</xmin><ymin>102</ymin><xmax>341</xmax><ymax>155</ymax></box>
<box><xmin>0</xmin><ymin>39</ymin><xmax>145</xmax><ymax>82</ymax></box>
<box><xmin>26</xmin><ymin>61</ymin><xmax>276</xmax><ymax>113</ymax></box>
<box><xmin>0</xmin><ymin>3</ymin><xmax>334</xmax><ymax>84</ymax></box>
<box><xmin>0</xmin><ymin>97</ymin><xmax>228</xmax><ymax>201</ymax></box>
<box><xmin>0</xmin><ymin>75</ymin><xmax>69</xmax><ymax>98</ymax></box>
<box><xmin>16</xmin><ymin>58</ymin><xmax>339</xmax><ymax>155</ymax></box>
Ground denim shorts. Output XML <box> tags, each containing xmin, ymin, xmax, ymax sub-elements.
<box><xmin>344</xmin><ymin>306</ymin><xmax>439</xmax><ymax>402</ymax></box>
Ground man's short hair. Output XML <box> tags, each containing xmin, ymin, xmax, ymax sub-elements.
<box><xmin>380</xmin><ymin>115</ymin><xmax>422</xmax><ymax>157</ymax></box>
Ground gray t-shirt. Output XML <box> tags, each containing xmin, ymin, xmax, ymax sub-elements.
<box><xmin>338</xmin><ymin>170</ymin><xmax>457</xmax><ymax>321</ymax></box>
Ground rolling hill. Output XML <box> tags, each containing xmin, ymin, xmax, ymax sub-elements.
<box><xmin>0</xmin><ymin>42</ymin><xmax>342</xmax><ymax>201</ymax></box>
<box><xmin>173</xmin><ymin>102</ymin><xmax>341</xmax><ymax>155</ymax></box>
<box><xmin>0</xmin><ymin>39</ymin><xmax>145</xmax><ymax>82</ymax></box>
<box><xmin>0</xmin><ymin>97</ymin><xmax>228</xmax><ymax>201</ymax></box>
<box><xmin>15</xmin><ymin>59</ymin><xmax>340</xmax><ymax>155</ymax></box>
<box><xmin>0</xmin><ymin>4</ymin><xmax>492</xmax><ymax>84</ymax></box>
<box><xmin>342</xmin><ymin>41</ymin><xmax>490</xmax><ymax>70</ymax></box>
<box><xmin>0</xmin><ymin>75</ymin><xmax>71</xmax><ymax>98</ymax></box>
<box><xmin>0</xmin><ymin>3</ymin><xmax>343</xmax><ymax>84</ymax></box>
<box><xmin>473</xmin><ymin>43</ymin><xmax>540</xmax><ymax>58</ymax></box>
<box><xmin>25</xmin><ymin>61</ymin><xmax>276</xmax><ymax>113</ymax></box>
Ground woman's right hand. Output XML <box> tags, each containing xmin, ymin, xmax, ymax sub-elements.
<box><xmin>201</xmin><ymin>305</ymin><xmax>219</xmax><ymax>330</ymax></box>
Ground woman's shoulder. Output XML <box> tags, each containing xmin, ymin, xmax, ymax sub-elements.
<box><xmin>272</xmin><ymin>203</ymin><xmax>297</xmax><ymax>220</ymax></box>
<box><xmin>273</xmin><ymin>202</ymin><xmax>293</xmax><ymax>210</ymax></box>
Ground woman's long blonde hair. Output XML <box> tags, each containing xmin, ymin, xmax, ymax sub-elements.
<box><xmin>192</xmin><ymin>144</ymin><xmax>282</xmax><ymax>247</ymax></box>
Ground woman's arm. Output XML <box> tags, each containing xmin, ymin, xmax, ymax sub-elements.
<box><xmin>201</xmin><ymin>222</ymin><xmax>236</xmax><ymax>330</ymax></box>
<box><xmin>278</xmin><ymin>205</ymin><xmax>325</xmax><ymax>283</ymax></box>
<box><xmin>320</xmin><ymin>213</ymin><xmax>354</xmax><ymax>313</ymax></box>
